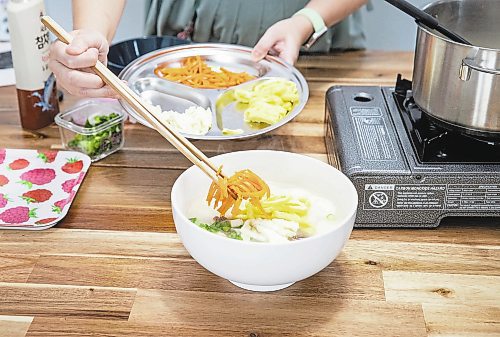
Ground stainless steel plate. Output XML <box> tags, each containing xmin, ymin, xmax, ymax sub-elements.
<box><xmin>118</xmin><ymin>43</ymin><xmax>309</xmax><ymax>140</ymax></box>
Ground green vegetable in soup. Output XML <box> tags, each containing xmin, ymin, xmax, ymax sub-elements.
<box><xmin>190</xmin><ymin>217</ymin><xmax>243</xmax><ymax>240</ymax></box>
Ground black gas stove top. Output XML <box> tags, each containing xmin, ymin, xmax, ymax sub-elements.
<box><xmin>393</xmin><ymin>75</ymin><xmax>500</xmax><ymax>164</ymax></box>
<box><xmin>325</xmin><ymin>76</ymin><xmax>500</xmax><ymax>228</ymax></box>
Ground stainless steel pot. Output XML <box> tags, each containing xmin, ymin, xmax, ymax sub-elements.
<box><xmin>412</xmin><ymin>0</ymin><xmax>500</xmax><ymax>136</ymax></box>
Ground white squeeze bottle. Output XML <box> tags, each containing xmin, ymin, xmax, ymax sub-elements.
<box><xmin>7</xmin><ymin>0</ymin><xmax>59</xmax><ymax>130</ymax></box>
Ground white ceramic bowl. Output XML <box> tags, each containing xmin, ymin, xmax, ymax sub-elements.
<box><xmin>171</xmin><ymin>150</ymin><xmax>358</xmax><ymax>291</ymax></box>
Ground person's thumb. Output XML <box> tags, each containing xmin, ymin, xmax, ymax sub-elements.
<box><xmin>278</xmin><ymin>44</ymin><xmax>300</xmax><ymax>64</ymax></box>
<box><xmin>66</xmin><ymin>31</ymin><xmax>108</xmax><ymax>56</ymax></box>
<box><xmin>252</xmin><ymin>30</ymin><xmax>277</xmax><ymax>61</ymax></box>
<box><xmin>66</xmin><ymin>33</ymin><xmax>90</xmax><ymax>55</ymax></box>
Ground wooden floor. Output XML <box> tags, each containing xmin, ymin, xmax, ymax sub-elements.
<box><xmin>0</xmin><ymin>51</ymin><xmax>499</xmax><ymax>337</ymax></box>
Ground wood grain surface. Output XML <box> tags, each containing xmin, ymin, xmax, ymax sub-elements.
<box><xmin>0</xmin><ymin>51</ymin><xmax>499</xmax><ymax>337</ymax></box>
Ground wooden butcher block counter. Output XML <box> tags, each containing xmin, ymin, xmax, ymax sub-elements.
<box><xmin>0</xmin><ymin>51</ymin><xmax>498</xmax><ymax>337</ymax></box>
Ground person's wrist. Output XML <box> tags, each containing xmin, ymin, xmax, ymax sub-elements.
<box><xmin>72</xmin><ymin>26</ymin><xmax>112</xmax><ymax>44</ymax></box>
<box><xmin>293</xmin><ymin>8</ymin><xmax>328</xmax><ymax>49</ymax></box>
<box><xmin>291</xmin><ymin>15</ymin><xmax>315</xmax><ymax>45</ymax></box>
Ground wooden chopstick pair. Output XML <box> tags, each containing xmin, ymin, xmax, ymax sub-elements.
<box><xmin>41</xmin><ymin>16</ymin><xmax>225</xmax><ymax>184</ymax></box>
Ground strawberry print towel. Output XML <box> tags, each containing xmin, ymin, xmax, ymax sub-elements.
<box><xmin>0</xmin><ymin>148</ymin><xmax>91</xmax><ymax>230</ymax></box>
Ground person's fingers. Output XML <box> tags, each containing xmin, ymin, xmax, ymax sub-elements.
<box><xmin>267</xmin><ymin>48</ymin><xmax>280</xmax><ymax>57</ymax></box>
<box><xmin>50</xmin><ymin>60</ymin><xmax>105</xmax><ymax>89</ymax></box>
<box><xmin>66</xmin><ymin>30</ymin><xmax>109</xmax><ymax>57</ymax></box>
<box><xmin>64</xmin><ymin>48</ymin><xmax>100</xmax><ymax>68</ymax></box>
<box><xmin>50</xmin><ymin>39</ymin><xmax>100</xmax><ymax>69</ymax></box>
<box><xmin>252</xmin><ymin>29</ymin><xmax>279</xmax><ymax>61</ymax></box>
<box><xmin>61</xmin><ymin>79</ymin><xmax>117</xmax><ymax>98</ymax></box>
<box><xmin>78</xmin><ymin>85</ymin><xmax>118</xmax><ymax>98</ymax></box>
<box><xmin>71</xmin><ymin>31</ymin><xmax>109</xmax><ymax>65</ymax></box>
<box><xmin>278</xmin><ymin>42</ymin><xmax>301</xmax><ymax>64</ymax></box>
<box><xmin>50</xmin><ymin>60</ymin><xmax>117</xmax><ymax>98</ymax></box>
<box><xmin>47</xmin><ymin>29</ymin><xmax>115</xmax><ymax>98</ymax></box>
<box><xmin>64</xmin><ymin>30</ymin><xmax>109</xmax><ymax>66</ymax></box>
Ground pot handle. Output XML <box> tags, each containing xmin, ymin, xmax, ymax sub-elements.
<box><xmin>460</xmin><ymin>57</ymin><xmax>500</xmax><ymax>81</ymax></box>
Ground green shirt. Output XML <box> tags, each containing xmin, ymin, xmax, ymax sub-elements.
<box><xmin>145</xmin><ymin>0</ymin><xmax>371</xmax><ymax>52</ymax></box>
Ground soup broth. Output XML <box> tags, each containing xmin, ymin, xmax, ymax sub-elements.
<box><xmin>189</xmin><ymin>182</ymin><xmax>339</xmax><ymax>243</ymax></box>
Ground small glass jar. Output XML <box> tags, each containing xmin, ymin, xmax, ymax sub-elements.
<box><xmin>55</xmin><ymin>99</ymin><xmax>126</xmax><ymax>162</ymax></box>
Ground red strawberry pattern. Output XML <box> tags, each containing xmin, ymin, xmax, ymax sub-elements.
<box><xmin>0</xmin><ymin>175</ymin><xmax>8</xmax><ymax>186</ymax></box>
<box><xmin>0</xmin><ymin>149</ymin><xmax>89</xmax><ymax>229</ymax></box>
<box><xmin>0</xmin><ymin>206</ymin><xmax>37</xmax><ymax>224</ymax></box>
<box><xmin>21</xmin><ymin>189</ymin><xmax>53</xmax><ymax>204</ymax></box>
<box><xmin>62</xmin><ymin>158</ymin><xmax>84</xmax><ymax>174</ymax></box>
<box><xmin>0</xmin><ymin>194</ymin><xmax>8</xmax><ymax>208</ymax></box>
<box><xmin>35</xmin><ymin>217</ymin><xmax>58</xmax><ymax>225</ymax></box>
<box><xmin>37</xmin><ymin>150</ymin><xmax>58</xmax><ymax>163</ymax></box>
<box><xmin>19</xmin><ymin>168</ymin><xmax>56</xmax><ymax>188</ymax></box>
<box><xmin>9</xmin><ymin>159</ymin><xmax>30</xmax><ymax>170</ymax></box>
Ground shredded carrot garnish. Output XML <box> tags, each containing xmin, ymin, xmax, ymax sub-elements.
<box><xmin>206</xmin><ymin>168</ymin><xmax>270</xmax><ymax>218</ymax></box>
<box><xmin>154</xmin><ymin>56</ymin><xmax>254</xmax><ymax>89</ymax></box>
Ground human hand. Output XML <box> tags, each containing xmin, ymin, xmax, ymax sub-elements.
<box><xmin>48</xmin><ymin>29</ymin><xmax>117</xmax><ymax>98</ymax></box>
<box><xmin>252</xmin><ymin>15</ymin><xmax>313</xmax><ymax>64</ymax></box>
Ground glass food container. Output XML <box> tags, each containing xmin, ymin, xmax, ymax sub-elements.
<box><xmin>55</xmin><ymin>99</ymin><xmax>126</xmax><ymax>162</ymax></box>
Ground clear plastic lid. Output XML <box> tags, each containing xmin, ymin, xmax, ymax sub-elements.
<box><xmin>55</xmin><ymin>99</ymin><xmax>126</xmax><ymax>135</ymax></box>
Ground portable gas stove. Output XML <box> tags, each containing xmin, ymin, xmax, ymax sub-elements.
<box><xmin>325</xmin><ymin>75</ymin><xmax>500</xmax><ymax>227</ymax></box>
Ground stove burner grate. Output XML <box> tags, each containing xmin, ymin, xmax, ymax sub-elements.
<box><xmin>394</xmin><ymin>75</ymin><xmax>500</xmax><ymax>164</ymax></box>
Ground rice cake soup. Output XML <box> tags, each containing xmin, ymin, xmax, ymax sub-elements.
<box><xmin>189</xmin><ymin>182</ymin><xmax>338</xmax><ymax>243</ymax></box>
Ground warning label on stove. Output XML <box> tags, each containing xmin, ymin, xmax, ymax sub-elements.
<box><xmin>363</xmin><ymin>184</ymin><xmax>500</xmax><ymax>211</ymax></box>
<box><xmin>394</xmin><ymin>185</ymin><xmax>446</xmax><ymax>209</ymax></box>
<box><xmin>446</xmin><ymin>184</ymin><xmax>500</xmax><ymax>210</ymax></box>
<box><xmin>350</xmin><ymin>107</ymin><xmax>397</xmax><ymax>162</ymax></box>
